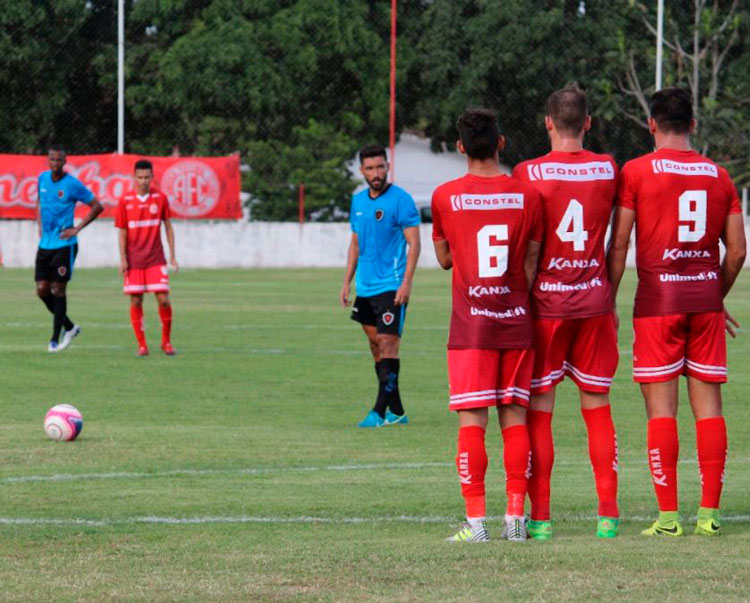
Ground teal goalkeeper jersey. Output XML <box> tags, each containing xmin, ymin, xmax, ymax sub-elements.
<box><xmin>349</xmin><ymin>184</ymin><xmax>420</xmax><ymax>297</ymax></box>
<box><xmin>37</xmin><ymin>171</ymin><xmax>95</xmax><ymax>250</ymax></box>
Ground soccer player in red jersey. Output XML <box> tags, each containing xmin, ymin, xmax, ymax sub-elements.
<box><xmin>513</xmin><ymin>86</ymin><xmax>620</xmax><ymax>540</ymax></box>
<box><xmin>432</xmin><ymin>108</ymin><xmax>542</xmax><ymax>542</ymax></box>
<box><xmin>116</xmin><ymin>159</ymin><xmax>179</xmax><ymax>356</ymax></box>
<box><xmin>608</xmin><ymin>88</ymin><xmax>746</xmax><ymax>536</ymax></box>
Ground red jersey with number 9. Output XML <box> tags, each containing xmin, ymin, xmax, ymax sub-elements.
<box><xmin>513</xmin><ymin>150</ymin><xmax>618</xmax><ymax>319</ymax></box>
<box><xmin>432</xmin><ymin>173</ymin><xmax>543</xmax><ymax>349</ymax></box>
<box><xmin>617</xmin><ymin>148</ymin><xmax>741</xmax><ymax>317</ymax></box>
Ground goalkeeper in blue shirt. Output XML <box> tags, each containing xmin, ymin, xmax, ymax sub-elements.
<box><xmin>35</xmin><ymin>145</ymin><xmax>103</xmax><ymax>352</ymax></box>
<box><xmin>340</xmin><ymin>145</ymin><xmax>421</xmax><ymax>427</ymax></box>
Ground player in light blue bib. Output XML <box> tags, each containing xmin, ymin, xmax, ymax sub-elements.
<box><xmin>340</xmin><ymin>145</ymin><xmax>421</xmax><ymax>427</ymax></box>
<box><xmin>35</xmin><ymin>145</ymin><xmax>103</xmax><ymax>352</ymax></box>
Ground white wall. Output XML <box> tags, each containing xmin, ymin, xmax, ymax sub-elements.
<box><xmin>4</xmin><ymin>219</ymin><xmax>748</xmax><ymax>269</ymax></box>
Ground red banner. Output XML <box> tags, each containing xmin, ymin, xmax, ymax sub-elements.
<box><xmin>0</xmin><ymin>153</ymin><xmax>242</xmax><ymax>220</ymax></box>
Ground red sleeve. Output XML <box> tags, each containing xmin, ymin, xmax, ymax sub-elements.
<box><xmin>114</xmin><ymin>198</ymin><xmax>127</xmax><ymax>228</ymax></box>
<box><xmin>528</xmin><ymin>189</ymin><xmax>543</xmax><ymax>242</ymax></box>
<box><xmin>616</xmin><ymin>162</ymin><xmax>637</xmax><ymax>210</ymax></box>
<box><xmin>431</xmin><ymin>189</ymin><xmax>446</xmax><ymax>241</ymax></box>
<box><xmin>719</xmin><ymin>168</ymin><xmax>741</xmax><ymax>215</ymax></box>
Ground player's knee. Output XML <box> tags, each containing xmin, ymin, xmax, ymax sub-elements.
<box><xmin>377</xmin><ymin>336</ymin><xmax>399</xmax><ymax>358</ymax></box>
<box><xmin>50</xmin><ymin>283</ymin><xmax>66</xmax><ymax>298</ymax></box>
<box><xmin>130</xmin><ymin>295</ymin><xmax>143</xmax><ymax>308</ymax></box>
<box><xmin>36</xmin><ymin>283</ymin><xmax>50</xmax><ymax>298</ymax></box>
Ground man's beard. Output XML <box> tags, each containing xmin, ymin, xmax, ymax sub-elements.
<box><xmin>367</xmin><ymin>177</ymin><xmax>386</xmax><ymax>191</ymax></box>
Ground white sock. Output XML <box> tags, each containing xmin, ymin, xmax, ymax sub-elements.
<box><xmin>467</xmin><ymin>517</ymin><xmax>486</xmax><ymax>529</ymax></box>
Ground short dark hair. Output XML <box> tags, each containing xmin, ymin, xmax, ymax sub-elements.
<box><xmin>650</xmin><ymin>88</ymin><xmax>693</xmax><ymax>134</ymax></box>
<box><xmin>134</xmin><ymin>159</ymin><xmax>153</xmax><ymax>172</ymax></box>
<box><xmin>359</xmin><ymin>144</ymin><xmax>387</xmax><ymax>164</ymax></box>
<box><xmin>546</xmin><ymin>84</ymin><xmax>588</xmax><ymax>135</ymax></box>
<box><xmin>456</xmin><ymin>108</ymin><xmax>501</xmax><ymax>160</ymax></box>
<box><xmin>48</xmin><ymin>144</ymin><xmax>66</xmax><ymax>155</ymax></box>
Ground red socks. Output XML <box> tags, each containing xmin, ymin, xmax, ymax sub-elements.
<box><xmin>158</xmin><ymin>304</ymin><xmax>173</xmax><ymax>345</ymax></box>
<box><xmin>502</xmin><ymin>425</ymin><xmax>530</xmax><ymax>517</ymax></box>
<box><xmin>696</xmin><ymin>417</ymin><xmax>727</xmax><ymax>509</ymax></box>
<box><xmin>130</xmin><ymin>305</ymin><xmax>146</xmax><ymax>348</ymax></box>
<box><xmin>647</xmin><ymin>417</ymin><xmax>679</xmax><ymax>512</ymax></box>
<box><xmin>582</xmin><ymin>405</ymin><xmax>619</xmax><ymax>518</ymax></box>
<box><xmin>527</xmin><ymin>410</ymin><xmax>554</xmax><ymax>521</ymax></box>
<box><xmin>456</xmin><ymin>426</ymin><xmax>487</xmax><ymax>519</ymax></box>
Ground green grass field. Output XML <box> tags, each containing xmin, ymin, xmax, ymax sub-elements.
<box><xmin>1</xmin><ymin>267</ymin><xmax>748</xmax><ymax>602</ymax></box>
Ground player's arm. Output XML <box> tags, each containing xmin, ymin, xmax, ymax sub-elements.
<box><xmin>606</xmin><ymin>206</ymin><xmax>635</xmax><ymax>304</ymax></box>
<box><xmin>394</xmin><ymin>226</ymin><xmax>421</xmax><ymax>306</ymax></box>
<box><xmin>720</xmin><ymin>212</ymin><xmax>746</xmax><ymax>337</ymax></box>
<box><xmin>433</xmin><ymin>239</ymin><xmax>452</xmax><ymax>270</ymax></box>
<box><xmin>340</xmin><ymin>232</ymin><xmax>359</xmax><ymax>307</ymax></box>
<box><xmin>164</xmin><ymin>217</ymin><xmax>179</xmax><ymax>272</ymax></box>
<box><xmin>118</xmin><ymin>228</ymin><xmax>128</xmax><ymax>275</ymax></box>
<box><xmin>524</xmin><ymin>240</ymin><xmax>541</xmax><ymax>290</ymax></box>
<box><xmin>60</xmin><ymin>197</ymin><xmax>104</xmax><ymax>240</ymax></box>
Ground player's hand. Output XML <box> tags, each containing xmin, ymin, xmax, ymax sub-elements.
<box><xmin>340</xmin><ymin>283</ymin><xmax>351</xmax><ymax>307</ymax></box>
<box><xmin>119</xmin><ymin>259</ymin><xmax>128</xmax><ymax>275</ymax></box>
<box><xmin>394</xmin><ymin>281</ymin><xmax>412</xmax><ymax>306</ymax></box>
<box><xmin>725</xmin><ymin>308</ymin><xmax>740</xmax><ymax>339</ymax></box>
<box><xmin>170</xmin><ymin>257</ymin><xmax>179</xmax><ymax>273</ymax></box>
<box><xmin>60</xmin><ymin>227</ymin><xmax>79</xmax><ymax>240</ymax></box>
<box><xmin>613</xmin><ymin>310</ymin><xmax>620</xmax><ymax>330</ymax></box>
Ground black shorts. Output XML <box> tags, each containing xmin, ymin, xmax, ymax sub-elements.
<box><xmin>35</xmin><ymin>244</ymin><xmax>78</xmax><ymax>283</ymax></box>
<box><xmin>351</xmin><ymin>290</ymin><xmax>407</xmax><ymax>336</ymax></box>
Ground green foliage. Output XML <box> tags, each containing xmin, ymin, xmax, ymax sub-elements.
<box><xmin>1</xmin><ymin>0</ymin><xmax>747</xmax><ymax>216</ymax></box>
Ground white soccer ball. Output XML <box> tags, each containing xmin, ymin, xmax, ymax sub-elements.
<box><xmin>44</xmin><ymin>404</ymin><xmax>84</xmax><ymax>441</ymax></box>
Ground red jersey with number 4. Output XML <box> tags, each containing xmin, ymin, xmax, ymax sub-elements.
<box><xmin>513</xmin><ymin>150</ymin><xmax>618</xmax><ymax>319</ymax></box>
<box><xmin>115</xmin><ymin>191</ymin><xmax>170</xmax><ymax>269</ymax></box>
<box><xmin>617</xmin><ymin>148</ymin><xmax>741</xmax><ymax>317</ymax></box>
<box><xmin>432</xmin><ymin>173</ymin><xmax>543</xmax><ymax>349</ymax></box>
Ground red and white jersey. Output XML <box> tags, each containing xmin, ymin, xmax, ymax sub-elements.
<box><xmin>432</xmin><ymin>173</ymin><xmax>543</xmax><ymax>349</ymax></box>
<box><xmin>514</xmin><ymin>150</ymin><xmax>618</xmax><ymax>319</ymax></box>
<box><xmin>115</xmin><ymin>190</ymin><xmax>170</xmax><ymax>269</ymax></box>
<box><xmin>617</xmin><ymin>148</ymin><xmax>741</xmax><ymax>317</ymax></box>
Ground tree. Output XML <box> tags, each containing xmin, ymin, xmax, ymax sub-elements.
<box><xmin>615</xmin><ymin>0</ymin><xmax>748</xmax><ymax>184</ymax></box>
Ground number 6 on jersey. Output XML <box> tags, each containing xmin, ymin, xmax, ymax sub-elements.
<box><xmin>477</xmin><ymin>224</ymin><xmax>508</xmax><ymax>277</ymax></box>
<box><xmin>556</xmin><ymin>199</ymin><xmax>588</xmax><ymax>251</ymax></box>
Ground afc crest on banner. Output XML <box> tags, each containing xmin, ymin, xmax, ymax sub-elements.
<box><xmin>161</xmin><ymin>160</ymin><xmax>221</xmax><ymax>217</ymax></box>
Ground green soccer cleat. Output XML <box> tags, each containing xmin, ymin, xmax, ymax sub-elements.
<box><xmin>641</xmin><ymin>511</ymin><xmax>683</xmax><ymax>537</ymax></box>
<box><xmin>526</xmin><ymin>519</ymin><xmax>552</xmax><ymax>541</ymax></box>
<box><xmin>597</xmin><ymin>516</ymin><xmax>619</xmax><ymax>538</ymax></box>
<box><xmin>694</xmin><ymin>507</ymin><xmax>721</xmax><ymax>536</ymax></box>
<box><xmin>445</xmin><ymin>521</ymin><xmax>490</xmax><ymax>543</ymax></box>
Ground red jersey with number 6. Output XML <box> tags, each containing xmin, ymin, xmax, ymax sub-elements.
<box><xmin>617</xmin><ymin>148</ymin><xmax>741</xmax><ymax>317</ymax></box>
<box><xmin>513</xmin><ymin>150</ymin><xmax>618</xmax><ymax>319</ymax></box>
<box><xmin>432</xmin><ymin>173</ymin><xmax>543</xmax><ymax>349</ymax></box>
<box><xmin>115</xmin><ymin>191</ymin><xmax>171</xmax><ymax>269</ymax></box>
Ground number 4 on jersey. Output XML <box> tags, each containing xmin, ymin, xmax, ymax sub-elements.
<box><xmin>556</xmin><ymin>199</ymin><xmax>588</xmax><ymax>251</ymax></box>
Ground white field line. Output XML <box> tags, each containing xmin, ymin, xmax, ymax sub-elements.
<box><xmin>3</xmin><ymin>458</ymin><xmax>748</xmax><ymax>486</ymax></box>
<box><xmin>2</xmin><ymin>513</ymin><xmax>749</xmax><ymax>528</ymax></box>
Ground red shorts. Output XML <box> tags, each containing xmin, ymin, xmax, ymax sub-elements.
<box><xmin>123</xmin><ymin>265</ymin><xmax>170</xmax><ymax>294</ymax></box>
<box><xmin>447</xmin><ymin>348</ymin><xmax>533</xmax><ymax>411</ymax></box>
<box><xmin>530</xmin><ymin>313</ymin><xmax>619</xmax><ymax>395</ymax></box>
<box><xmin>633</xmin><ymin>312</ymin><xmax>726</xmax><ymax>383</ymax></box>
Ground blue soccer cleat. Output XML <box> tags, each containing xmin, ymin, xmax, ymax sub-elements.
<box><xmin>384</xmin><ymin>410</ymin><xmax>409</xmax><ymax>425</ymax></box>
<box><xmin>357</xmin><ymin>410</ymin><xmax>385</xmax><ymax>428</ymax></box>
